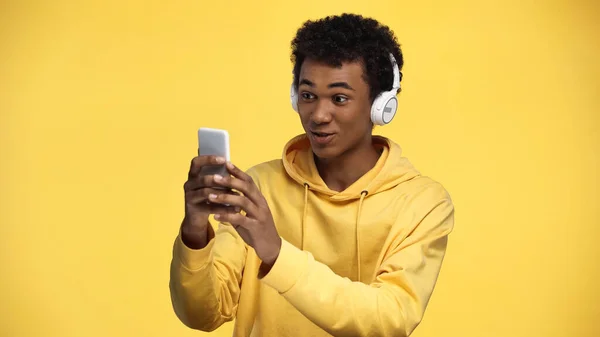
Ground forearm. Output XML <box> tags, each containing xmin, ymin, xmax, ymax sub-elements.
<box><xmin>261</xmin><ymin>232</ymin><xmax>449</xmax><ymax>337</ymax></box>
<box><xmin>169</xmin><ymin>225</ymin><xmax>247</xmax><ymax>331</ymax></box>
<box><xmin>261</xmin><ymin>194</ymin><xmax>454</xmax><ymax>336</ymax></box>
<box><xmin>261</xmin><ymin>241</ymin><xmax>417</xmax><ymax>336</ymax></box>
<box><xmin>169</xmin><ymin>248</ymin><xmax>232</xmax><ymax>331</ymax></box>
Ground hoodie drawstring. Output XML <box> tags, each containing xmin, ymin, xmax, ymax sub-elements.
<box><xmin>356</xmin><ymin>190</ymin><xmax>368</xmax><ymax>283</ymax></box>
<box><xmin>301</xmin><ymin>184</ymin><xmax>368</xmax><ymax>283</ymax></box>
<box><xmin>301</xmin><ymin>183</ymin><xmax>309</xmax><ymax>250</ymax></box>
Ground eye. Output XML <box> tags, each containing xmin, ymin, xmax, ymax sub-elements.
<box><xmin>301</xmin><ymin>92</ymin><xmax>316</xmax><ymax>101</ymax></box>
<box><xmin>333</xmin><ymin>95</ymin><xmax>348</xmax><ymax>104</ymax></box>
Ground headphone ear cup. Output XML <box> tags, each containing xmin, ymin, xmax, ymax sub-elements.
<box><xmin>370</xmin><ymin>93</ymin><xmax>387</xmax><ymax>125</ymax></box>
<box><xmin>370</xmin><ymin>91</ymin><xmax>398</xmax><ymax>125</ymax></box>
<box><xmin>290</xmin><ymin>84</ymin><xmax>298</xmax><ymax>112</ymax></box>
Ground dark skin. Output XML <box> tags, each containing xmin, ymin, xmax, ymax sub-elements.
<box><xmin>181</xmin><ymin>57</ymin><xmax>381</xmax><ymax>274</ymax></box>
<box><xmin>297</xmin><ymin>58</ymin><xmax>381</xmax><ymax>191</ymax></box>
<box><xmin>181</xmin><ymin>157</ymin><xmax>281</xmax><ymax>275</ymax></box>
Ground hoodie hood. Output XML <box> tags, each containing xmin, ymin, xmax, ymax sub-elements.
<box><xmin>282</xmin><ymin>134</ymin><xmax>420</xmax><ymax>200</ymax></box>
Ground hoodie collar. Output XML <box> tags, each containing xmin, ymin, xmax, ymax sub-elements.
<box><xmin>281</xmin><ymin>134</ymin><xmax>420</xmax><ymax>201</ymax></box>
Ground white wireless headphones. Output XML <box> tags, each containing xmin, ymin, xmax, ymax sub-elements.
<box><xmin>290</xmin><ymin>53</ymin><xmax>401</xmax><ymax>126</ymax></box>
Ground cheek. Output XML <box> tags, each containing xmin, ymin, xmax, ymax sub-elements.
<box><xmin>297</xmin><ymin>111</ymin><xmax>309</xmax><ymax>125</ymax></box>
<box><xmin>338</xmin><ymin>108</ymin><xmax>371</xmax><ymax>133</ymax></box>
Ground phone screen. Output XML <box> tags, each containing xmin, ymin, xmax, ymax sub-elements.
<box><xmin>198</xmin><ymin>128</ymin><xmax>230</xmax><ymax>178</ymax></box>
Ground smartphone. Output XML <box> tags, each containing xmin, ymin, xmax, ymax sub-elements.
<box><xmin>198</xmin><ymin>127</ymin><xmax>230</xmax><ymax>177</ymax></box>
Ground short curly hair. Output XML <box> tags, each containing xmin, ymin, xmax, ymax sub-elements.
<box><xmin>291</xmin><ymin>13</ymin><xmax>404</xmax><ymax>101</ymax></box>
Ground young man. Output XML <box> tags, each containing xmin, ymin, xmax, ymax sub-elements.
<box><xmin>170</xmin><ymin>13</ymin><xmax>454</xmax><ymax>337</ymax></box>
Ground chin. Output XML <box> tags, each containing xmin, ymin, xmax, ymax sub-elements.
<box><xmin>310</xmin><ymin>142</ymin><xmax>342</xmax><ymax>160</ymax></box>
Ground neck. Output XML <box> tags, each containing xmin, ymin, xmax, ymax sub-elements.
<box><xmin>314</xmin><ymin>137</ymin><xmax>381</xmax><ymax>192</ymax></box>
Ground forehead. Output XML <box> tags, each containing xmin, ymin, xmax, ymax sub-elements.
<box><xmin>299</xmin><ymin>58</ymin><xmax>366</xmax><ymax>86</ymax></box>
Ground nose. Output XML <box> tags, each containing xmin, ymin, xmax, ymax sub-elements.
<box><xmin>310</xmin><ymin>98</ymin><xmax>333</xmax><ymax>124</ymax></box>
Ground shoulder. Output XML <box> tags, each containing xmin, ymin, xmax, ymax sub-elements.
<box><xmin>245</xmin><ymin>159</ymin><xmax>284</xmax><ymax>180</ymax></box>
<box><xmin>390</xmin><ymin>175</ymin><xmax>455</xmax><ymax>239</ymax></box>
<box><xmin>244</xmin><ymin>159</ymin><xmax>288</xmax><ymax>191</ymax></box>
<box><xmin>406</xmin><ymin>175</ymin><xmax>452</xmax><ymax>203</ymax></box>
<box><xmin>393</xmin><ymin>175</ymin><xmax>454</xmax><ymax>223</ymax></box>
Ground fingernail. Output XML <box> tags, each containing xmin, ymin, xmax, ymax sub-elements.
<box><xmin>214</xmin><ymin>175</ymin><xmax>222</xmax><ymax>182</ymax></box>
<box><xmin>216</xmin><ymin>157</ymin><xmax>225</xmax><ymax>164</ymax></box>
<box><xmin>214</xmin><ymin>214</ymin><xmax>220</xmax><ymax>219</ymax></box>
<box><xmin>226</xmin><ymin>162</ymin><xmax>234</xmax><ymax>169</ymax></box>
<box><xmin>209</xmin><ymin>193</ymin><xmax>217</xmax><ymax>199</ymax></box>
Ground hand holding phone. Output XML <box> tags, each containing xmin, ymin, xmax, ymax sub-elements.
<box><xmin>180</xmin><ymin>128</ymin><xmax>235</xmax><ymax>249</ymax></box>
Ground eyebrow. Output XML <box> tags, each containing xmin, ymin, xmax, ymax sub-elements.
<box><xmin>299</xmin><ymin>79</ymin><xmax>355</xmax><ymax>91</ymax></box>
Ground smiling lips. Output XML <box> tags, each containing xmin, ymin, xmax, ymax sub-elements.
<box><xmin>310</xmin><ymin>130</ymin><xmax>335</xmax><ymax>145</ymax></box>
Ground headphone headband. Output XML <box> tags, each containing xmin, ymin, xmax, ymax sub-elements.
<box><xmin>389</xmin><ymin>53</ymin><xmax>401</xmax><ymax>91</ymax></box>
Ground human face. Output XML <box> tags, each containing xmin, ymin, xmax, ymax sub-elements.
<box><xmin>296</xmin><ymin>58</ymin><xmax>373</xmax><ymax>159</ymax></box>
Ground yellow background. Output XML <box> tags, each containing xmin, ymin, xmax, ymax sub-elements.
<box><xmin>1</xmin><ymin>0</ymin><xmax>598</xmax><ymax>336</ymax></box>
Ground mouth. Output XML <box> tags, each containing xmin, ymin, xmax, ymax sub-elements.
<box><xmin>309</xmin><ymin>131</ymin><xmax>336</xmax><ymax>145</ymax></box>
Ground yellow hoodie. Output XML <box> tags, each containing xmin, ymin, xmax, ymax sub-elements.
<box><xmin>169</xmin><ymin>134</ymin><xmax>455</xmax><ymax>337</ymax></box>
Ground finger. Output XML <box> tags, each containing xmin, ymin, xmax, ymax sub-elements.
<box><xmin>186</xmin><ymin>187</ymin><xmax>240</xmax><ymax>204</ymax></box>
<box><xmin>208</xmin><ymin>204</ymin><xmax>241</xmax><ymax>214</ymax></box>
<box><xmin>185</xmin><ymin>203</ymin><xmax>240</xmax><ymax>215</ymax></box>
<box><xmin>222</xmin><ymin>162</ymin><xmax>265</xmax><ymax>206</ymax></box>
<box><xmin>211</xmin><ymin>174</ymin><xmax>251</xmax><ymax>195</ymax></box>
<box><xmin>208</xmin><ymin>192</ymin><xmax>259</xmax><ymax>218</ymax></box>
<box><xmin>188</xmin><ymin>155</ymin><xmax>226</xmax><ymax>179</ymax></box>
<box><xmin>225</xmin><ymin>162</ymin><xmax>252</xmax><ymax>182</ymax></box>
<box><xmin>214</xmin><ymin>212</ymin><xmax>256</xmax><ymax>228</ymax></box>
<box><xmin>185</xmin><ymin>174</ymin><xmax>230</xmax><ymax>191</ymax></box>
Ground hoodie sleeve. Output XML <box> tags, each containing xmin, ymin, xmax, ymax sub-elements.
<box><xmin>169</xmin><ymin>223</ymin><xmax>248</xmax><ymax>331</ymax></box>
<box><xmin>260</xmin><ymin>192</ymin><xmax>455</xmax><ymax>337</ymax></box>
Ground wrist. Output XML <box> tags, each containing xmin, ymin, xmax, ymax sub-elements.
<box><xmin>181</xmin><ymin>219</ymin><xmax>213</xmax><ymax>249</ymax></box>
<box><xmin>258</xmin><ymin>237</ymin><xmax>282</xmax><ymax>279</ymax></box>
<box><xmin>259</xmin><ymin>236</ymin><xmax>282</xmax><ymax>266</ymax></box>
